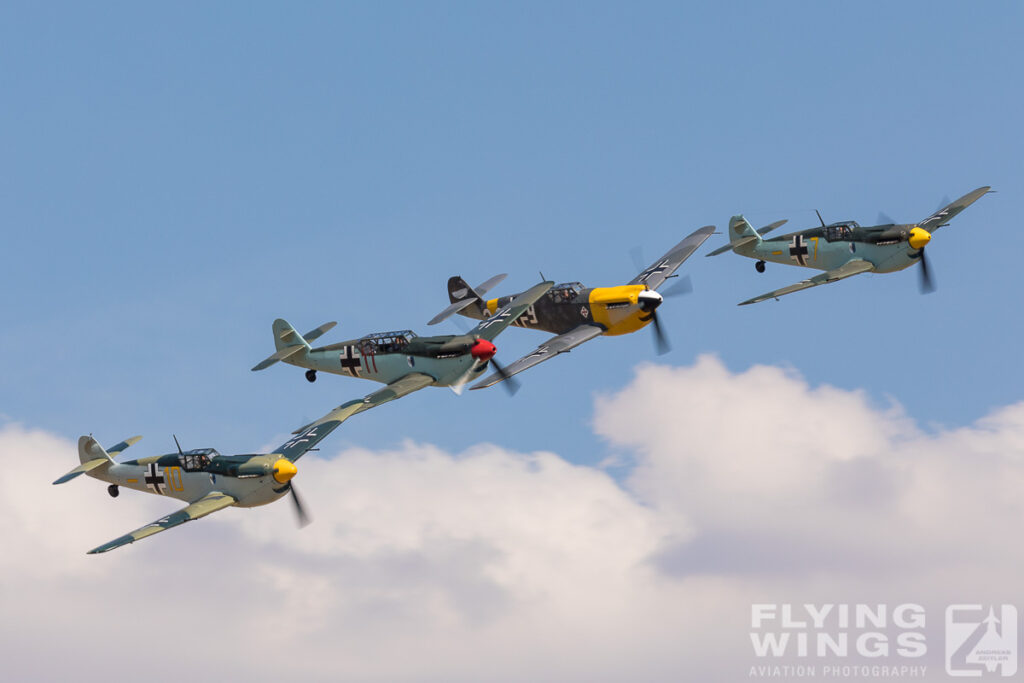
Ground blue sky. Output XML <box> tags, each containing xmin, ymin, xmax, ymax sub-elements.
<box><xmin>1</xmin><ymin>1</ymin><xmax>1020</xmax><ymax>462</ymax></box>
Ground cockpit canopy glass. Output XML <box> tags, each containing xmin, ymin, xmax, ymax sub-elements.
<box><xmin>549</xmin><ymin>282</ymin><xmax>584</xmax><ymax>302</ymax></box>
<box><xmin>823</xmin><ymin>221</ymin><xmax>859</xmax><ymax>242</ymax></box>
<box><xmin>358</xmin><ymin>330</ymin><xmax>416</xmax><ymax>355</ymax></box>
<box><xmin>179</xmin><ymin>448</ymin><xmax>218</xmax><ymax>471</ymax></box>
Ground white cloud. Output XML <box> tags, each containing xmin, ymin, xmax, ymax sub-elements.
<box><xmin>4</xmin><ymin>356</ymin><xmax>1024</xmax><ymax>681</ymax></box>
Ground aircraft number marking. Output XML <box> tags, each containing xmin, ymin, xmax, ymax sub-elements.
<box><xmin>514</xmin><ymin>305</ymin><xmax>539</xmax><ymax>327</ymax></box>
<box><xmin>166</xmin><ymin>466</ymin><xmax>185</xmax><ymax>492</ymax></box>
<box><xmin>810</xmin><ymin>237</ymin><xmax>819</xmax><ymax>261</ymax></box>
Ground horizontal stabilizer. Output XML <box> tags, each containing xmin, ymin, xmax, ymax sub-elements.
<box><xmin>706</xmin><ymin>239</ymin><xmax>750</xmax><ymax>256</ymax></box>
<box><xmin>302</xmin><ymin>321</ymin><xmax>337</xmax><ymax>343</ymax></box>
<box><xmin>474</xmin><ymin>273</ymin><xmax>508</xmax><ymax>297</ymax></box>
<box><xmin>251</xmin><ymin>344</ymin><xmax>307</xmax><ymax>371</ymax></box>
<box><xmin>105</xmin><ymin>435</ymin><xmax>142</xmax><ymax>458</ymax></box>
<box><xmin>428</xmin><ymin>297</ymin><xmax>478</xmax><ymax>325</ymax></box>
<box><xmin>758</xmin><ymin>219</ymin><xmax>788</xmax><ymax>236</ymax></box>
<box><xmin>55</xmin><ymin>434</ymin><xmax>127</xmax><ymax>485</ymax></box>
<box><xmin>53</xmin><ymin>458</ymin><xmax>109</xmax><ymax>485</ymax></box>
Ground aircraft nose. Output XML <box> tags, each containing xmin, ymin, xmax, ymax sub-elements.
<box><xmin>272</xmin><ymin>458</ymin><xmax>298</xmax><ymax>484</ymax></box>
<box><xmin>470</xmin><ymin>338</ymin><xmax>497</xmax><ymax>361</ymax></box>
<box><xmin>908</xmin><ymin>226</ymin><xmax>931</xmax><ymax>250</ymax></box>
<box><xmin>638</xmin><ymin>289</ymin><xmax>664</xmax><ymax>312</ymax></box>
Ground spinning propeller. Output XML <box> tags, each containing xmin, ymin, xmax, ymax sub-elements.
<box><xmin>469</xmin><ymin>338</ymin><xmax>519</xmax><ymax>395</ymax></box>
<box><xmin>631</xmin><ymin>247</ymin><xmax>694</xmax><ymax>355</ymax></box>
<box><xmin>878</xmin><ymin>211</ymin><xmax>935</xmax><ymax>294</ymax></box>
<box><xmin>272</xmin><ymin>457</ymin><xmax>311</xmax><ymax>528</ymax></box>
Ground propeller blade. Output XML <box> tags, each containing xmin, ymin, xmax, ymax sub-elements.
<box><xmin>918</xmin><ymin>248</ymin><xmax>935</xmax><ymax>294</ymax></box>
<box><xmin>877</xmin><ymin>211</ymin><xmax>896</xmax><ymax>226</ymax></box>
<box><xmin>650</xmin><ymin>311</ymin><xmax>670</xmax><ymax>355</ymax></box>
<box><xmin>660</xmin><ymin>275</ymin><xmax>693</xmax><ymax>298</ymax></box>
<box><xmin>289</xmin><ymin>484</ymin><xmax>312</xmax><ymax>528</ymax></box>
<box><xmin>489</xmin><ymin>356</ymin><xmax>520</xmax><ymax>396</ymax></box>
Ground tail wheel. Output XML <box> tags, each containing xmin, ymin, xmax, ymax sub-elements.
<box><xmin>755</xmin><ymin>260</ymin><xmax>766</xmax><ymax>273</ymax></box>
<box><xmin>107</xmin><ymin>484</ymin><xmax>119</xmax><ymax>498</ymax></box>
<box><xmin>305</xmin><ymin>370</ymin><xmax>317</xmax><ymax>383</ymax></box>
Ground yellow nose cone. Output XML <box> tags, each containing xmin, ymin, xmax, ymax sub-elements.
<box><xmin>272</xmin><ymin>458</ymin><xmax>297</xmax><ymax>484</ymax></box>
<box><xmin>908</xmin><ymin>226</ymin><xmax>931</xmax><ymax>250</ymax></box>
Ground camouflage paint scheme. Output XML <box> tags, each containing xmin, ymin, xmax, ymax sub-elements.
<box><xmin>710</xmin><ymin>186</ymin><xmax>991</xmax><ymax>305</ymax></box>
<box><xmin>253</xmin><ymin>281</ymin><xmax>553</xmax><ymax>403</ymax></box>
<box><xmin>53</xmin><ymin>403</ymin><xmax>356</xmax><ymax>554</ymax></box>
<box><xmin>434</xmin><ymin>226</ymin><xmax>715</xmax><ymax>389</ymax></box>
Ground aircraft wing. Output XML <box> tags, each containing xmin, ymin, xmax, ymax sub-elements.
<box><xmin>629</xmin><ymin>226</ymin><xmax>715</xmax><ymax>289</ymax></box>
<box><xmin>470</xmin><ymin>324</ymin><xmax>604</xmax><ymax>390</ymax></box>
<box><xmin>738</xmin><ymin>259</ymin><xmax>874</xmax><ymax>306</ymax></box>
<box><xmin>87</xmin><ymin>491</ymin><xmax>237</xmax><ymax>554</ymax></box>
<box><xmin>917</xmin><ymin>186</ymin><xmax>991</xmax><ymax>233</ymax></box>
<box><xmin>470</xmin><ymin>280</ymin><xmax>554</xmax><ymax>341</ymax></box>
<box><xmin>279</xmin><ymin>373</ymin><xmax>436</xmax><ymax>460</ymax></box>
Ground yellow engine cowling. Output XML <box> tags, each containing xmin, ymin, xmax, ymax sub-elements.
<box><xmin>589</xmin><ymin>285</ymin><xmax>651</xmax><ymax>336</ymax></box>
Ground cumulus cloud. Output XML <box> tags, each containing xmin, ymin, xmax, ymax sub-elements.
<box><xmin>3</xmin><ymin>356</ymin><xmax>1023</xmax><ymax>681</ymax></box>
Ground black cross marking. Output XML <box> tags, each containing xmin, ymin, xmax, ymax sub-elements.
<box><xmin>284</xmin><ymin>426</ymin><xmax>319</xmax><ymax>453</ymax></box>
<box><xmin>789</xmin><ymin>235</ymin><xmax>809</xmax><ymax>265</ymax></box>
<box><xmin>144</xmin><ymin>463</ymin><xmax>165</xmax><ymax>494</ymax></box>
<box><xmin>638</xmin><ymin>259</ymin><xmax>670</xmax><ymax>283</ymax></box>
<box><xmin>340</xmin><ymin>346</ymin><xmax>362</xmax><ymax>377</ymax></box>
<box><xmin>478</xmin><ymin>307</ymin><xmax>512</xmax><ymax>329</ymax></box>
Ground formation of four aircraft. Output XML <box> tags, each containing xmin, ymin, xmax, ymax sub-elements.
<box><xmin>56</xmin><ymin>186</ymin><xmax>991</xmax><ymax>553</ymax></box>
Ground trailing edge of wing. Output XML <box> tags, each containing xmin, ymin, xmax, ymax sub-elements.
<box><xmin>738</xmin><ymin>259</ymin><xmax>874</xmax><ymax>306</ymax></box>
<box><xmin>87</xmin><ymin>492</ymin><xmax>236</xmax><ymax>554</ymax></box>
<box><xmin>470</xmin><ymin>324</ymin><xmax>604</xmax><ymax>390</ymax></box>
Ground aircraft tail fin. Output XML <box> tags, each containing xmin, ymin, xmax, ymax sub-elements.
<box><xmin>707</xmin><ymin>215</ymin><xmax>763</xmax><ymax>256</ymax></box>
<box><xmin>251</xmin><ymin>318</ymin><xmax>317</xmax><ymax>371</ymax></box>
<box><xmin>53</xmin><ymin>436</ymin><xmax>120</xmax><ymax>485</ymax></box>
<box><xmin>429</xmin><ymin>276</ymin><xmax>489</xmax><ymax>325</ymax></box>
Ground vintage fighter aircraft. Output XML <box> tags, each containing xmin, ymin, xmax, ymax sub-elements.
<box><xmin>427</xmin><ymin>226</ymin><xmax>714</xmax><ymax>390</ymax></box>
<box><xmin>253</xmin><ymin>280</ymin><xmax>553</xmax><ymax>403</ymax></box>
<box><xmin>53</xmin><ymin>403</ymin><xmax>356</xmax><ymax>554</ymax></box>
<box><xmin>707</xmin><ymin>186</ymin><xmax>991</xmax><ymax>305</ymax></box>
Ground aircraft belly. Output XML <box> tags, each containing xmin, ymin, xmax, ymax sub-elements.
<box><xmin>869</xmin><ymin>246</ymin><xmax>914</xmax><ymax>273</ymax></box>
<box><xmin>422</xmin><ymin>355</ymin><xmax>475</xmax><ymax>386</ymax></box>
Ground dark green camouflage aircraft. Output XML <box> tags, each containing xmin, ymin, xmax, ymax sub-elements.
<box><xmin>429</xmin><ymin>226</ymin><xmax>714</xmax><ymax>390</ymax></box>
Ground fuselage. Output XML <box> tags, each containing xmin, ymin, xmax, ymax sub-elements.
<box><xmin>739</xmin><ymin>223</ymin><xmax>925</xmax><ymax>274</ymax></box>
<box><xmin>465</xmin><ymin>283</ymin><xmax>656</xmax><ymax>336</ymax></box>
<box><xmin>286</xmin><ymin>331</ymin><xmax>489</xmax><ymax>387</ymax></box>
<box><xmin>91</xmin><ymin>450</ymin><xmax>294</xmax><ymax>508</ymax></box>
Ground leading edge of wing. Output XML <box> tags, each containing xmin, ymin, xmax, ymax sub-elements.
<box><xmin>470</xmin><ymin>324</ymin><xmax>604</xmax><ymax>390</ymax></box>
<box><xmin>738</xmin><ymin>259</ymin><xmax>874</xmax><ymax>306</ymax></box>
<box><xmin>629</xmin><ymin>225</ymin><xmax>715</xmax><ymax>289</ymax></box>
<box><xmin>87</xmin><ymin>492</ymin><xmax>237</xmax><ymax>554</ymax></box>
<box><xmin>470</xmin><ymin>280</ymin><xmax>554</xmax><ymax>341</ymax></box>
<box><xmin>279</xmin><ymin>373</ymin><xmax>436</xmax><ymax>460</ymax></box>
